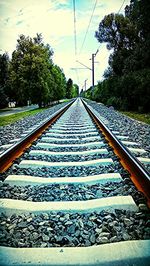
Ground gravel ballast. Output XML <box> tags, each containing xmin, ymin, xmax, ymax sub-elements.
<box><xmin>0</xmin><ymin>101</ymin><xmax>71</xmax><ymax>146</ymax></box>
<box><xmin>0</xmin><ymin>209</ymin><xmax>149</xmax><ymax>248</ymax></box>
<box><xmin>0</xmin><ymin>181</ymin><xmax>146</xmax><ymax>205</ymax></box>
<box><xmin>84</xmin><ymin>100</ymin><xmax>150</xmax><ymax>173</ymax></box>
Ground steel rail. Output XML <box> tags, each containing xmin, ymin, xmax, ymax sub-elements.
<box><xmin>0</xmin><ymin>100</ymin><xmax>75</xmax><ymax>173</ymax></box>
<box><xmin>82</xmin><ymin>99</ymin><xmax>150</xmax><ymax>207</ymax></box>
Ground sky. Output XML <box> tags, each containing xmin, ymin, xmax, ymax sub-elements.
<box><xmin>0</xmin><ymin>0</ymin><xmax>130</xmax><ymax>91</ymax></box>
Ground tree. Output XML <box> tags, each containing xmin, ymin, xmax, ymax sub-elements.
<box><xmin>72</xmin><ymin>84</ymin><xmax>79</xmax><ymax>97</ymax></box>
<box><xmin>0</xmin><ymin>86</ymin><xmax>8</xmax><ymax>108</ymax></box>
<box><xmin>95</xmin><ymin>13</ymin><xmax>137</xmax><ymax>52</ymax></box>
<box><xmin>66</xmin><ymin>78</ymin><xmax>73</xmax><ymax>99</ymax></box>
<box><xmin>93</xmin><ymin>0</ymin><xmax>150</xmax><ymax>112</ymax></box>
<box><xmin>0</xmin><ymin>53</ymin><xmax>9</xmax><ymax>87</ymax></box>
<box><xmin>50</xmin><ymin>65</ymin><xmax>66</xmax><ymax>101</ymax></box>
<box><xmin>9</xmin><ymin>34</ymin><xmax>54</xmax><ymax>107</ymax></box>
<box><xmin>0</xmin><ymin>53</ymin><xmax>9</xmax><ymax>107</ymax></box>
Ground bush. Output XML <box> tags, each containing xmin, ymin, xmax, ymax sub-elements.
<box><xmin>0</xmin><ymin>86</ymin><xmax>8</xmax><ymax>108</ymax></box>
<box><xmin>106</xmin><ymin>96</ymin><xmax>121</xmax><ymax>109</ymax></box>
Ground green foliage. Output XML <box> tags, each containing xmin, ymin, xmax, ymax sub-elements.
<box><xmin>0</xmin><ymin>53</ymin><xmax>9</xmax><ymax>87</ymax></box>
<box><xmin>66</xmin><ymin>78</ymin><xmax>73</xmax><ymax>99</ymax></box>
<box><xmin>82</xmin><ymin>87</ymin><xmax>93</xmax><ymax>99</ymax></box>
<box><xmin>0</xmin><ymin>53</ymin><xmax>9</xmax><ymax>108</ymax></box>
<box><xmin>0</xmin><ymin>33</ymin><xmax>68</xmax><ymax>108</ymax></box>
<box><xmin>50</xmin><ymin>65</ymin><xmax>66</xmax><ymax>101</ymax></box>
<box><xmin>92</xmin><ymin>0</ymin><xmax>150</xmax><ymax>113</ymax></box>
<box><xmin>121</xmin><ymin>111</ymin><xmax>150</xmax><ymax>125</ymax></box>
<box><xmin>8</xmin><ymin>34</ymin><xmax>54</xmax><ymax>107</ymax></box>
<box><xmin>72</xmin><ymin>84</ymin><xmax>79</xmax><ymax>98</ymax></box>
<box><xmin>65</xmin><ymin>80</ymin><xmax>78</xmax><ymax>99</ymax></box>
<box><xmin>0</xmin><ymin>86</ymin><xmax>8</xmax><ymax>108</ymax></box>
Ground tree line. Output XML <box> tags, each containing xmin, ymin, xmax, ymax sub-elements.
<box><xmin>81</xmin><ymin>0</ymin><xmax>150</xmax><ymax>112</ymax></box>
<box><xmin>0</xmin><ymin>33</ymin><xmax>79</xmax><ymax>108</ymax></box>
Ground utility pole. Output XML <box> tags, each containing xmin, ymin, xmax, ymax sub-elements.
<box><xmin>84</xmin><ymin>78</ymin><xmax>88</xmax><ymax>91</ymax></box>
<box><xmin>92</xmin><ymin>53</ymin><xmax>95</xmax><ymax>87</ymax></box>
<box><xmin>91</xmin><ymin>49</ymin><xmax>99</xmax><ymax>96</ymax></box>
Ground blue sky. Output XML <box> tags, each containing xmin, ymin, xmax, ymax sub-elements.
<box><xmin>0</xmin><ymin>0</ymin><xmax>130</xmax><ymax>90</ymax></box>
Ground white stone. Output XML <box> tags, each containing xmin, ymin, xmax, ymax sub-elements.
<box><xmin>1</xmin><ymin>240</ymin><xmax>150</xmax><ymax>266</ymax></box>
<box><xmin>18</xmin><ymin>158</ymin><xmax>113</xmax><ymax>169</ymax></box>
<box><xmin>36</xmin><ymin>141</ymin><xmax>105</xmax><ymax>148</ymax></box>
<box><xmin>116</xmin><ymin>135</ymin><xmax>129</xmax><ymax>140</ymax></box>
<box><xmin>122</xmin><ymin>141</ymin><xmax>140</xmax><ymax>146</ymax></box>
<box><xmin>0</xmin><ymin>144</ymin><xmax>13</xmax><ymax>149</ymax></box>
<box><xmin>9</xmin><ymin>138</ymin><xmax>21</xmax><ymax>143</ymax></box>
<box><xmin>53</xmin><ymin>125</ymin><xmax>95</xmax><ymax>130</ymax></box>
<box><xmin>29</xmin><ymin>148</ymin><xmax>108</xmax><ymax>157</ymax></box>
<box><xmin>49</xmin><ymin>128</ymin><xmax>97</xmax><ymax>133</ymax></box>
<box><xmin>41</xmin><ymin>136</ymin><xmax>101</xmax><ymax>142</ymax></box>
<box><xmin>128</xmin><ymin>147</ymin><xmax>147</xmax><ymax>154</ymax></box>
<box><xmin>5</xmin><ymin>173</ymin><xmax>122</xmax><ymax>186</ymax></box>
<box><xmin>112</xmin><ymin>131</ymin><xmax>120</xmax><ymax>134</ymax></box>
<box><xmin>137</xmin><ymin>157</ymin><xmax>150</xmax><ymax>164</ymax></box>
<box><xmin>0</xmin><ymin>196</ymin><xmax>138</xmax><ymax>216</ymax></box>
<box><xmin>45</xmin><ymin>132</ymin><xmax>99</xmax><ymax>137</ymax></box>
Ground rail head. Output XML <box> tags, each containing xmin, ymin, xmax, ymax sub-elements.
<box><xmin>82</xmin><ymin>98</ymin><xmax>150</xmax><ymax>206</ymax></box>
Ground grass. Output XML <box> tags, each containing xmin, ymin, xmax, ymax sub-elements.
<box><xmin>0</xmin><ymin>108</ymin><xmax>49</xmax><ymax>126</ymax></box>
<box><xmin>121</xmin><ymin>111</ymin><xmax>150</xmax><ymax>125</ymax></box>
<box><xmin>0</xmin><ymin>99</ymin><xmax>70</xmax><ymax>126</ymax></box>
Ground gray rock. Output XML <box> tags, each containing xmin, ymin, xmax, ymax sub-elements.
<box><xmin>67</xmin><ymin>225</ymin><xmax>76</xmax><ymax>234</ymax></box>
<box><xmin>139</xmin><ymin>204</ymin><xmax>148</xmax><ymax>211</ymax></box>
<box><xmin>41</xmin><ymin>242</ymin><xmax>47</xmax><ymax>247</ymax></box>
<box><xmin>90</xmin><ymin>234</ymin><xmax>96</xmax><ymax>244</ymax></box>
<box><xmin>99</xmin><ymin>232</ymin><xmax>110</xmax><ymax>238</ymax></box>
<box><xmin>96</xmin><ymin>236</ymin><xmax>109</xmax><ymax>244</ymax></box>
<box><xmin>122</xmin><ymin>232</ymin><xmax>131</xmax><ymax>240</ymax></box>
<box><xmin>42</xmin><ymin>234</ymin><xmax>49</xmax><ymax>242</ymax></box>
<box><xmin>28</xmin><ymin>225</ymin><xmax>35</xmax><ymax>231</ymax></box>
<box><xmin>96</xmin><ymin>189</ymin><xmax>103</xmax><ymax>197</ymax></box>
<box><xmin>123</xmin><ymin>218</ymin><xmax>132</xmax><ymax>226</ymax></box>
<box><xmin>32</xmin><ymin>232</ymin><xmax>39</xmax><ymax>240</ymax></box>
<box><xmin>17</xmin><ymin>222</ymin><xmax>27</xmax><ymax>228</ymax></box>
<box><xmin>110</xmin><ymin>236</ymin><xmax>118</xmax><ymax>242</ymax></box>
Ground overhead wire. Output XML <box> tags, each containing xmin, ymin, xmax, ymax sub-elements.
<box><xmin>72</xmin><ymin>0</ymin><xmax>81</xmax><ymax>86</ymax></box>
<box><xmin>79</xmin><ymin>0</ymin><xmax>98</xmax><ymax>55</ymax></box>
<box><xmin>117</xmin><ymin>0</ymin><xmax>127</xmax><ymax>13</ymax></box>
<box><xmin>98</xmin><ymin>0</ymin><xmax>127</xmax><ymax>63</ymax></box>
<box><xmin>75</xmin><ymin>69</ymin><xmax>80</xmax><ymax>85</ymax></box>
<box><xmin>73</xmin><ymin>0</ymin><xmax>77</xmax><ymax>57</ymax></box>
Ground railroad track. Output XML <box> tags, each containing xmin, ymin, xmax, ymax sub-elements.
<box><xmin>0</xmin><ymin>98</ymin><xmax>150</xmax><ymax>266</ymax></box>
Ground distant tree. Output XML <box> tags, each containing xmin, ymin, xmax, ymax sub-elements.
<box><xmin>0</xmin><ymin>86</ymin><xmax>8</xmax><ymax>108</ymax></box>
<box><xmin>80</xmin><ymin>88</ymin><xmax>84</xmax><ymax>97</ymax></box>
<box><xmin>66</xmin><ymin>78</ymin><xmax>73</xmax><ymax>98</ymax></box>
<box><xmin>0</xmin><ymin>53</ymin><xmax>9</xmax><ymax>87</ymax></box>
<box><xmin>50</xmin><ymin>65</ymin><xmax>66</xmax><ymax>101</ymax></box>
<box><xmin>0</xmin><ymin>53</ymin><xmax>9</xmax><ymax>107</ymax></box>
<box><xmin>72</xmin><ymin>84</ymin><xmax>79</xmax><ymax>97</ymax></box>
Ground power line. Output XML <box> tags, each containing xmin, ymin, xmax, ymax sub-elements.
<box><xmin>96</xmin><ymin>1</ymin><xmax>127</xmax><ymax>63</ymax></box>
<box><xmin>117</xmin><ymin>0</ymin><xmax>126</xmax><ymax>13</ymax></box>
<box><xmin>73</xmin><ymin>0</ymin><xmax>77</xmax><ymax>57</ymax></box>
<box><xmin>75</xmin><ymin>69</ymin><xmax>80</xmax><ymax>85</ymax></box>
<box><xmin>79</xmin><ymin>0</ymin><xmax>98</xmax><ymax>55</ymax></box>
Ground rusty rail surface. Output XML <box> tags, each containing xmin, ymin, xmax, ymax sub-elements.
<box><xmin>82</xmin><ymin>99</ymin><xmax>150</xmax><ymax>207</ymax></box>
<box><xmin>0</xmin><ymin>100</ymin><xmax>75</xmax><ymax>173</ymax></box>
